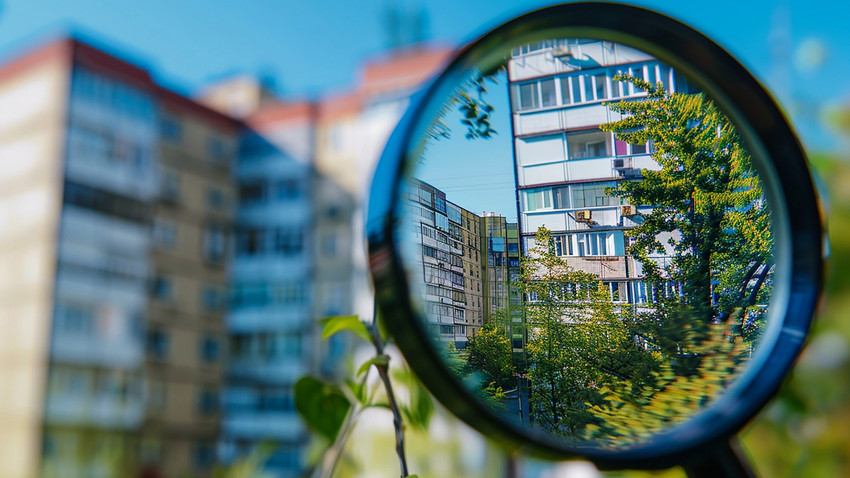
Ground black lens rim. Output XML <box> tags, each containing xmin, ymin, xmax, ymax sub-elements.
<box><xmin>366</xmin><ymin>1</ymin><xmax>824</xmax><ymax>469</ymax></box>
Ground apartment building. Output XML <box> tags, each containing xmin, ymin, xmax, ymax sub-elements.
<box><xmin>479</xmin><ymin>213</ymin><xmax>523</xmax><ymax>352</ymax></box>
<box><xmin>0</xmin><ymin>34</ymin><xmax>452</xmax><ymax>478</ymax></box>
<box><xmin>144</xmin><ymin>93</ymin><xmax>237</xmax><ymax>475</ymax></box>
<box><xmin>0</xmin><ymin>37</ymin><xmax>239</xmax><ymax>478</ymax></box>
<box><xmin>508</xmin><ymin>39</ymin><xmax>688</xmax><ymax>304</ymax></box>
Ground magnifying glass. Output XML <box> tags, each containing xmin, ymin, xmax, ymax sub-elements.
<box><xmin>367</xmin><ymin>2</ymin><xmax>824</xmax><ymax>475</ymax></box>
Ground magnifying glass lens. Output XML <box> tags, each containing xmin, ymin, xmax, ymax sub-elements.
<box><xmin>394</xmin><ymin>37</ymin><xmax>774</xmax><ymax>448</ymax></box>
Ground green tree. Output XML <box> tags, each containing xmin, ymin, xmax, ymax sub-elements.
<box><xmin>519</xmin><ymin>227</ymin><xmax>660</xmax><ymax>438</ymax></box>
<box><xmin>600</xmin><ymin>76</ymin><xmax>773</xmax><ymax>328</ymax></box>
<box><xmin>466</xmin><ymin>321</ymin><xmax>515</xmax><ymax>389</ymax></box>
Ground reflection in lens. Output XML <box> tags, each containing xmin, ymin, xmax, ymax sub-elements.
<box><xmin>398</xmin><ymin>39</ymin><xmax>773</xmax><ymax>447</ymax></box>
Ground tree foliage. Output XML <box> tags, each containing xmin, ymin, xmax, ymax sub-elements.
<box><xmin>600</xmin><ymin>75</ymin><xmax>773</xmax><ymax>326</ymax></box>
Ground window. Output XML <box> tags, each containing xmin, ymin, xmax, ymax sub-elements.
<box><xmin>274</xmin><ymin>228</ymin><xmax>303</xmax><ymax>255</ymax></box>
<box><xmin>567</xmin><ymin>130</ymin><xmax>610</xmax><ymax>159</ymax></box>
<box><xmin>161</xmin><ymin>171</ymin><xmax>180</xmax><ymax>202</ymax></box>
<box><xmin>203</xmin><ymin>224</ymin><xmax>226</xmax><ymax>262</ymax></box>
<box><xmin>206</xmin><ymin>188</ymin><xmax>227</xmax><ymax>210</ymax></box>
<box><xmin>152</xmin><ymin>219</ymin><xmax>176</xmax><ymax>248</ymax></box>
<box><xmin>322</xmin><ymin>233</ymin><xmax>337</xmax><ymax>256</ymax></box>
<box><xmin>540</xmin><ymin>78</ymin><xmax>557</xmax><ymax>107</ymax></box>
<box><xmin>197</xmin><ymin>389</ymin><xmax>219</xmax><ymax>415</ymax></box>
<box><xmin>571</xmin><ymin>181</ymin><xmax>617</xmax><ymax>208</ymax></box>
<box><xmin>517</xmin><ymin>82</ymin><xmax>539</xmax><ymax>110</ymax></box>
<box><xmin>207</xmin><ymin>138</ymin><xmax>227</xmax><ymax>162</ymax></box>
<box><xmin>630</xmin><ymin>142</ymin><xmax>648</xmax><ymax>155</ymax></box>
<box><xmin>201</xmin><ymin>286</ymin><xmax>223</xmax><ymax>312</ymax></box>
<box><xmin>194</xmin><ymin>443</ymin><xmax>215</xmax><ymax>470</ymax></box>
<box><xmin>524</xmin><ymin>189</ymin><xmax>551</xmax><ymax>211</ymax></box>
<box><xmin>276</xmin><ymin>178</ymin><xmax>301</xmax><ymax>199</ymax></box>
<box><xmin>236</xmin><ymin>228</ymin><xmax>264</xmax><ymax>255</ymax></box>
<box><xmin>200</xmin><ymin>335</ymin><xmax>220</xmax><ymax>363</ymax></box>
<box><xmin>56</xmin><ymin>303</ymin><xmax>94</xmax><ymax>336</ymax></box>
<box><xmin>161</xmin><ymin>117</ymin><xmax>182</xmax><ymax>142</ymax></box>
<box><xmin>553</xmin><ymin>235</ymin><xmax>572</xmax><ymax>256</ymax></box>
<box><xmin>558</xmin><ymin>77</ymin><xmax>572</xmax><ymax>105</ymax></box>
<box><xmin>147</xmin><ymin>330</ymin><xmax>169</xmax><ymax>359</ymax></box>
<box><xmin>240</xmin><ymin>181</ymin><xmax>265</xmax><ymax>204</ymax></box>
<box><xmin>151</xmin><ymin>275</ymin><xmax>174</xmax><ymax>302</ymax></box>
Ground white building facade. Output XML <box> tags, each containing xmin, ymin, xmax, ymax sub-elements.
<box><xmin>508</xmin><ymin>39</ymin><xmax>689</xmax><ymax>304</ymax></box>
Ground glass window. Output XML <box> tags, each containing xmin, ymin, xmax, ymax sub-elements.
<box><xmin>201</xmin><ymin>286</ymin><xmax>223</xmax><ymax>312</ymax></box>
<box><xmin>631</xmin><ymin>142</ymin><xmax>648</xmax><ymax>155</ymax></box>
<box><xmin>202</xmin><ymin>224</ymin><xmax>226</xmax><ymax>262</ymax></box>
<box><xmin>518</xmin><ymin>83</ymin><xmax>539</xmax><ymax>110</ymax></box>
<box><xmin>207</xmin><ymin>138</ymin><xmax>227</xmax><ymax>162</ymax></box>
<box><xmin>151</xmin><ymin>275</ymin><xmax>173</xmax><ymax>302</ymax></box>
<box><xmin>200</xmin><ymin>335</ymin><xmax>220</xmax><ymax>363</ymax></box>
<box><xmin>206</xmin><ymin>188</ymin><xmax>227</xmax><ymax>210</ymax></box>
<box><xmin>274</xmin><ymin>228</ymin><xmax>303</xmax><ymax>255</ymax></box>
<box><xmin>559</xmin><ymin>77</ymin><xmax>573</xmax><ymax>105</ymax></box>
<box><xmin>161</xmin><ymin>117</ymin><xmax>182</xmax><ymax>142</ymax></box>
<box><xmin>540</xmin><ymin>79</ymin><xmax>557</xmax><ymax>107</ymax></box>
<box><xmin>567</xmin><ymin>130</ymin><xmax>610</xmax><ymax>159</ymax></box>
<box><xmin>153</xmin><ymin>219</ymin><xmax>176</xmax><ymax>248</ymax></box>
<box><xmin>572</xmin><ymin>181</ymin><xmax>617</xmax><ymax>208</ymax></box>
<box><xmin>584</xmin><ymin>75</ymin><xmax>593</xmax><ymax>102</ymax></box>
<box><xmin>594</xmin><ymin>74</ymin><xmax>607</xmax><ymax>100</ymax></box>
<box><xmin>525</xmin><ymin>189</ymin><xmax>551</xmax><ymax>211</ymax></box>
<box><xmin>147</xmin><ymin>330</ymin><xmax>169</xmax><ymax>359</ymax></box>
<box><xmin>276</xmin><ymin>178</ymin><xmax>300</xmax><ymax>199</ymax></box>
<box><xmin>552</xmin><ymin>186</ymin><xmax>570</xmax><ymax>209</ymax></box>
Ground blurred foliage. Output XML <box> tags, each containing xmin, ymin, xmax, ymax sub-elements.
<box><xmin>604</xmin><ymin>153</ymin><xmax>848</xmax><ymax>477</ymax></box>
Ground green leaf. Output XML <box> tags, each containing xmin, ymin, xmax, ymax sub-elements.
<box><xmin>356</xmin><ymin>354</ymin><xmax>389</xmax><ymax>376</ymax></box>
<box><xmin>294</xmin><ymin>376</ymin><xmax>351</xmax><ymax>441</ymax></box>
<box><xmin>345</xmin><ymin>379</ymin><xmax>367</xmax><ymax>405</ymax></box>
<box><xmin>319</xmin><ymin>315</ymin><xmax>372</xmax><ymax>344</ymax></box>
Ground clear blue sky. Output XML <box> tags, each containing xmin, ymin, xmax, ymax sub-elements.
<box><xmin>1</xmin><ymin>0</ymin><xmax>847</xmax><ymax>150</ymax></box>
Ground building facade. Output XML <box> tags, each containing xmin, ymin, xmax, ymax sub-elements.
<box><xmin>479</xmin><ymin>213</ymin><xmax>523</xmax><ymax>352</ymax></box>
<box><xmin>508</xmin><ymin>39</ymin><xmax>687</xmax><ymax>305</ymax></box>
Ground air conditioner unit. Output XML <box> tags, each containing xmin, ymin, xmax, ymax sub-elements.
<box><xmin>575</xmin><ymin>210</ymin><xmax>592</xmax><ymax>222</ymax></box>
<box><xmin>613</xmin><ymin>158</ymin><xmax>626</xmax><ymax>169</ymax></box>
<box><xmin>621</xmin><ymin>205</ymin><xmax>637</xmax><ymax>216</ymax></box>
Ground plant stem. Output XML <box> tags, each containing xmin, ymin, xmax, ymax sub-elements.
<box><xmin>375</xmin><ymin>361</ymin><xmax>409</xmax><ymax>478</ymax></box>
<box><xmin>368</xmin><ymin>311</ymin><xmax>410</xmax><ymax>478</ymax></box>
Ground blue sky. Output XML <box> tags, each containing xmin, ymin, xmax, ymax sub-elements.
<box><xmin>3</xmin><ymin>0</ymin><xmax>845</xmax><ymax>221</ymax></box>
<box><xmin>1</xmin><ymin>0</ymin><xmax>848</xmax><ymax>124</ymax></box>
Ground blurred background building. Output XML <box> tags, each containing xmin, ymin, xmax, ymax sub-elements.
<box><xmin>0</xmin><ymin>34</ymin><xmax>448</xmax><ymax>478</ymax></box>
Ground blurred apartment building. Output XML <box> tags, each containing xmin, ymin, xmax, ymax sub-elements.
<box><xmin>508</xmin><ymin>39</ymin><xmax>689</xmax><ymax>305</ymax></box>
<box><xmin>0</xmin><ymin>37</ymin><xmax>239</xmax><ymax>478</ymax></box>
<box><xmin>0</xmin><ymin>34</ymin><xmax>450</xmax><ymax>478</ymax></box>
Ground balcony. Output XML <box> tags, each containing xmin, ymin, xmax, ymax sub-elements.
<box><xmin>229</xmin><ymin>357</ymin><xmax>306</xmax><ymax>384</ymax></box>
<box><xmin>223</xmin><ymin>412</ymin><xmax>305</xmax><ymax>441</ymax></box>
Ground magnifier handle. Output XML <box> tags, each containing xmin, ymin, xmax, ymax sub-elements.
<box><xmin>682</xmin><ymin>437</ymin><xmax>757</xmax><ymax>478</ymax></box>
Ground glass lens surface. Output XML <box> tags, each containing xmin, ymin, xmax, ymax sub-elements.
<box><xmin>396</xmin><ymin>38</ymin><xmax>774</xmax><ymax>448</ymax></box>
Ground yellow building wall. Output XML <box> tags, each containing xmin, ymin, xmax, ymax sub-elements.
<box><xmin>0</xmin><ymin>56</ymin><xmax>69</xmax><ymax>478</ymax></box>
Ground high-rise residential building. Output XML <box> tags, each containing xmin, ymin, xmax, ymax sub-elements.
<box><xmin>459</xmin><ymin>208</ymin><xmax>484</xmax><ymax>339</ymax></box>
<box><xmin>0</xmin><ymin>33</ymin><xmax>452</xmax><ymax>478</ymax></box>
<box><xmin>144</xmin><ymin>91</ymin><xmax>237</xmax><ymax>476</ymax></box>
<box><xmin>479</xmin><ymin>213</ymin><xmax>523</xmax><ymax>352</ymax></box>
<box><xmin>314</xmin><ymin>45</ymin><xmax>452</xmax><ymax>330</ymax></box>
<box><xmin>410</xmin><ymin>181</ymin><xmax>468</xmax><ymax>345</ymax></box>
<box><xmin>222</xmin><ymin>101</ymin><xmax>316</xmax><ymax>476</ymax></box>
<box><xmin>508</xmin><ymin>39</ymin><xmax>687</xmax><ymax>305</ymax></box>
<box><xmin>0</xmin><ymin>37</ymin><xmax>240</xmax><ymax>478</ymax></box>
